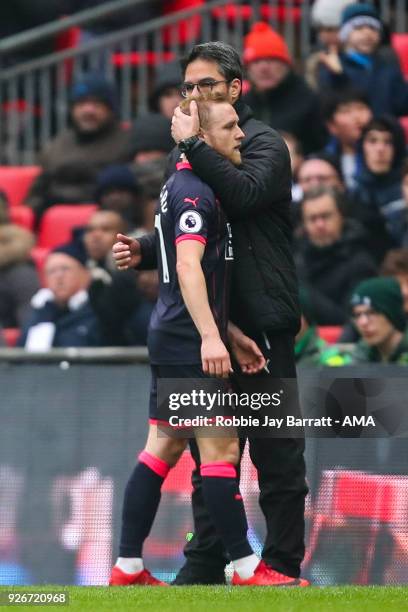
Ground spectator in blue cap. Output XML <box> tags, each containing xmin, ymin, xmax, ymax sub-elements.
<box><xmin>317</xmin><ymin>2</ymin><xmax>408</xmax><ymax>117</ymax></box>
<box><xmin>26</xmin><ymin>73</ymin><xmax>132</xmax><ymax>223</ymax></box>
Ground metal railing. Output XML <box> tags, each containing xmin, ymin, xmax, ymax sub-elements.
<box><xmin>0</xmin><ymin>0</ymin><xmax>406</xmax><ymax>165</ymax></box>
<box><xmin>0</xmin><ymin>346</ymin><xmax>149</xmax><ymax>363</ymax></box>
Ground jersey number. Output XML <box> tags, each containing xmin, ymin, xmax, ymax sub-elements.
<box><xmin>155</xmin><ymin>213</ymin><xmax>170</xmax><ymax>283</ymax></box>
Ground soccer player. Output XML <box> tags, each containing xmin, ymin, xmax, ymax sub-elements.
<box><xmin>113</xmin><ymin>43</ymin><xmax>307</xmax><ymax>588</ymax></box>
<box><xmin>110</xmin><ymin>94</ymin><xmax>282</xmax><ymax>587</ymax></box>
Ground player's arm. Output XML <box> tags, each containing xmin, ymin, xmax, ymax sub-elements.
<box><xmin>176</xmin><ymin>240</ymin><xmax>232</xmax><ymax>378</ymax></box>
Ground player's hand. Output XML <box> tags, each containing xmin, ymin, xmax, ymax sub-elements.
<box><xmin>230</xmin><ymin>333</ymin><xmax>266</xmax><ymax>375</ymax></box>
<box><xmin>112</xmin><ymin>233</ymin><xmax>141</xmax><ymax>270</ymax></box>
<box><xmin>171</xmin><ymin>102</ymin><xmax>200</xmax><ymax>144</ymax></box>
<box><xmin>201</xmin><ymin>334</ymin><xmax>233</xmax><ymax>379</ymax></box>
<box><xmin>318</xmin><ymin>45</ymin><xmax>343</xmax><ymax>74</ymax></box>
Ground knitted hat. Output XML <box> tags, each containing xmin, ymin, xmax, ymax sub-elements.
<box><xmin>150</xmin><ymin>60</ymin><xmax>182</xmax><ymax>111</ymax></box>
<box><xmin>70</xmin><ymin>74</ymin><xmax>118</xmax><ymax>113</ymax></box>
<box><xmin>95</xmin><ymin>164</ymin><xmax>141</xmax><ymax>202</ymax></box>
<box><xmin>52</xmin><ymin>242</ymin><xmax>88</xmax><ymax>267</ymax></box>
<box><xmin>312</xmin><ymin>0</ymin><xmax>356</xmax><ymax>29</ymax></box>
<box><xmin>130</xmin><ymin>113</ymin><xmax>174</xmax><ymax>157</ymax></box>
<box><xmin>350</xmin><ymin>277</ymin><xmax>406</xmax><ymax>331</ymax></box>
<box><xmin>243</xmin><ymin>22</ymin><xmax>291</xmax><ymax>65</ymax></box>
<box><xmin>339</xmin><ymin>2</ymin><xmax>382</xmax><ymax>43</ymax></box>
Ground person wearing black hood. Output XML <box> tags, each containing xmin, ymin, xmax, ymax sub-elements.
<box><xmin>130</xmin><ymin>113</ymin><xmax>175</xmax><ymax>165</ymax></box>
<box><xmin>295</xmin><ymin>186</ymin><xmax>378</xmax><ymax>325</ymax></box>
<box><xmin>25</xmin><ymin>74</ymin><xmax>132</xmax><ymax>223</ymax></box>
<box><xmin>352</xmin><ymin>115</ymin><xmax>407</xmax><ymax>217</ymax></box>
<box><xmin>149</xmin><ymin>60</ymin><xmax>183</xmax><ymax>120</ymax></box>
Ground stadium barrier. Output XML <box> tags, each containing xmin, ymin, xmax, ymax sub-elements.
<box><xmin>1</xmin><ymin>0</ymin><xmax>407</xmax><ymax>164</ymax></box>
<box><xmin>0</xmin><ymin>349</ymin><xmax>407</xmax><ymax>586</ymax></box>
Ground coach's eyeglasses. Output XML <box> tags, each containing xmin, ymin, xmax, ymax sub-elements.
<box><xmin>181</xmin><ymin>79</ymin><xmax>230</xmax><ymax>98</ymax></box>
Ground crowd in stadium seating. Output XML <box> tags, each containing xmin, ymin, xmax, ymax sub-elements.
<box><xmin>1</xmin><ymin>0</ymin><xmax>408</xmax><ymax>365</ymax></box>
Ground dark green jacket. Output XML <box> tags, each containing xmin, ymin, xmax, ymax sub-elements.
<box><xmin>350</xmin><ymin>330</ymin><xmax>408</xmax><ymax>365</ymax></box>
<box><xmin>295</xmin><ymin>326</ymin><xmax>327</xmax><ymax>365</ymax></box>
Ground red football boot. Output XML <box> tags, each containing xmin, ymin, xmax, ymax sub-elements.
<box><xmin>109</xmin><ymin>566</ymin><xmax>168</xmax><ymax>586</ymax></box>
<box><xmin>232</xmin><ymin>560</ymin><xmax>309</xmax><ymax>587</ymax></box>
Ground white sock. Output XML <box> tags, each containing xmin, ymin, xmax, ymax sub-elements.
<box><xmin>233</xmin><ymin>554</ymin><xmax>259</xmax><ymax>579</ymax></box>
<box><xmin>116</xmin><ymin>557</ymin><xmax>144</xmax><ymax>574</ymax></box>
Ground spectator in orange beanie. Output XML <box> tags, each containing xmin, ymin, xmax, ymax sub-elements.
<box><xmin>242</xmin><ymin>22</ymin><xmax>327</xmax><ymax>154</ymax></box>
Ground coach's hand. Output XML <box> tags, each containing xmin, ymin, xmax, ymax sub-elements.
<box><xmin>171</xmin><ymin>101</ymin><xmax>200</xmax><ymax>143</ymax></box>
<box><xmin>231</xmin><ymin>337</ymin><xmax>266</xmax><ymax>375</ymax></box>
<box><xmin>112</xmin><ymin>234</ymin><xmax>141</xmax><ymax>270</ymax></box>
<box><xmin>201</xmin><ymin>334</ymin><xmax>233</xmax><ymax>378</ymax></box>
<box><xmin>228</xmin><ymin>323</ymin><xmax>266</xmax><ymax>375</ymax></box>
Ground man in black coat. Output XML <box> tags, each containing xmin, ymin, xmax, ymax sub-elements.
<box><xmin>242</xmin><ymin>22</ymin><xmax>327</xmax><ymax>155</ymax></box>
<box><xmin>295</xmin><ymin>186</ymin><xmax>378</xmax><ymax>325</ymax></box>
<box><xmin>113</xmin><ymin>42</ymin><xmax>307</xmax><ymax>585</ymax></box>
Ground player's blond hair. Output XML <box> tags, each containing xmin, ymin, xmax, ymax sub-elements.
<box><xmin>179</xmin><ymin>92</ymin><xmax>231</xmax><ymax>130</ymax></box>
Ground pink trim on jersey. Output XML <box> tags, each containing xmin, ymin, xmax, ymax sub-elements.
<box><xmin>200</xmin><ymin>462</ymin><xmax>237</xmax><ymax>478</ymax></box>
<box><xmin>148</xmin><ymin>418</ymin><xmax>171</xmax><ymax>427</ymax></box>
<box><xmin>176</xmin><ymin>161</ymin><xmax>193</xmax><ymax>171</ymax></box>
<box><xmin>175</xmin><ymin>234</ymin><xmax>206</xmax><ymax>245</ymax></box>
<box><xmin>139</xmin><ymin>450</ymin><xmax>170</xmax><ymax>478</ymax></box>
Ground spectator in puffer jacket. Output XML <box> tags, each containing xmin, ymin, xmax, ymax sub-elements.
<box><xmin>317</xmin><ymin>3</ymin><xmax>408</xmax><ymax>117</ymax></box>
<box><xmin>305</xmin><ymin>0</ymin><xmax>356</xmax><ymax>90</ymax></box>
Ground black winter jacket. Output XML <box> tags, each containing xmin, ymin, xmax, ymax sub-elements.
<box><xmin>294</xmin><ymin>220</ymin><xmax>377</xmax><ymax>325</ymax></box>
<box><xmin>139</xmin><ymin>100</ymin><xmax>300</xmax><ymax>336</ymax></box>
<box><xmin>242</xmin><ymin>71</ymin><xmax>327</xmax><ymax>155</ymax></box>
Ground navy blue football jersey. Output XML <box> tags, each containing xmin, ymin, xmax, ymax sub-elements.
<box><xmin>148</xmin><ymin>161</ymin><xmax>233</xmax><ymax>364</ymax></box>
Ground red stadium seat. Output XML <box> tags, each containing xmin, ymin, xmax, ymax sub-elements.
<box><xmin>304</xmin><ymin>470</ymin><xmax>408</xmax><ymax>583</ymax></box>
<box><xmin>55</xmin><ymin>25</ymin><xmax>82</xmax><ymax>84</ymax></box>
<box><xmin>9</xmin><ymin>206</ymin><xmax>35</xmax><ymax>232</ymax></box>
<box><xmin>3</xmin><ymin>328</ymin><xmax>20</xmax><ymax>347</ymax></box>
<box><xmin>30</xmin><ymin>246</ymin><xmax>51</xmax><ymax>286</ymax></box>
<box><xmin>0</xmin><ymin>166</ymin><xmax>41</xmax><ymax>207</ymax></box>
<box><xmin>400</xmin><ymin>117</ymin><xmax>408</xmax><ymax>144</ymax></box>
<box><xmin>112</xmin><ymin>51</ymin><xmax>175</xmax><ymax>67</ymax></box>
<box><xmin>318</xmin><ymin>326</ymin><xmax>342</xmax><ymax>344</ymax></box>
<box><xmin>392</xmin><ymin>33</ymin><xmax>408</xmax><ymax>79</ymax></box>
<box><xmin>162</xmin><ymin>0</ymin><xmax>203</xmax><ymax>46</ymax></box>
<box><xmin>37</xmin><ymin>204</ymin><xmax>98</xmax><ymax>249</ymax></box>
<box><xmin>212</xmin><ymin>2</ymin><xmax>302</xmax><ymax>24</ymax></box>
